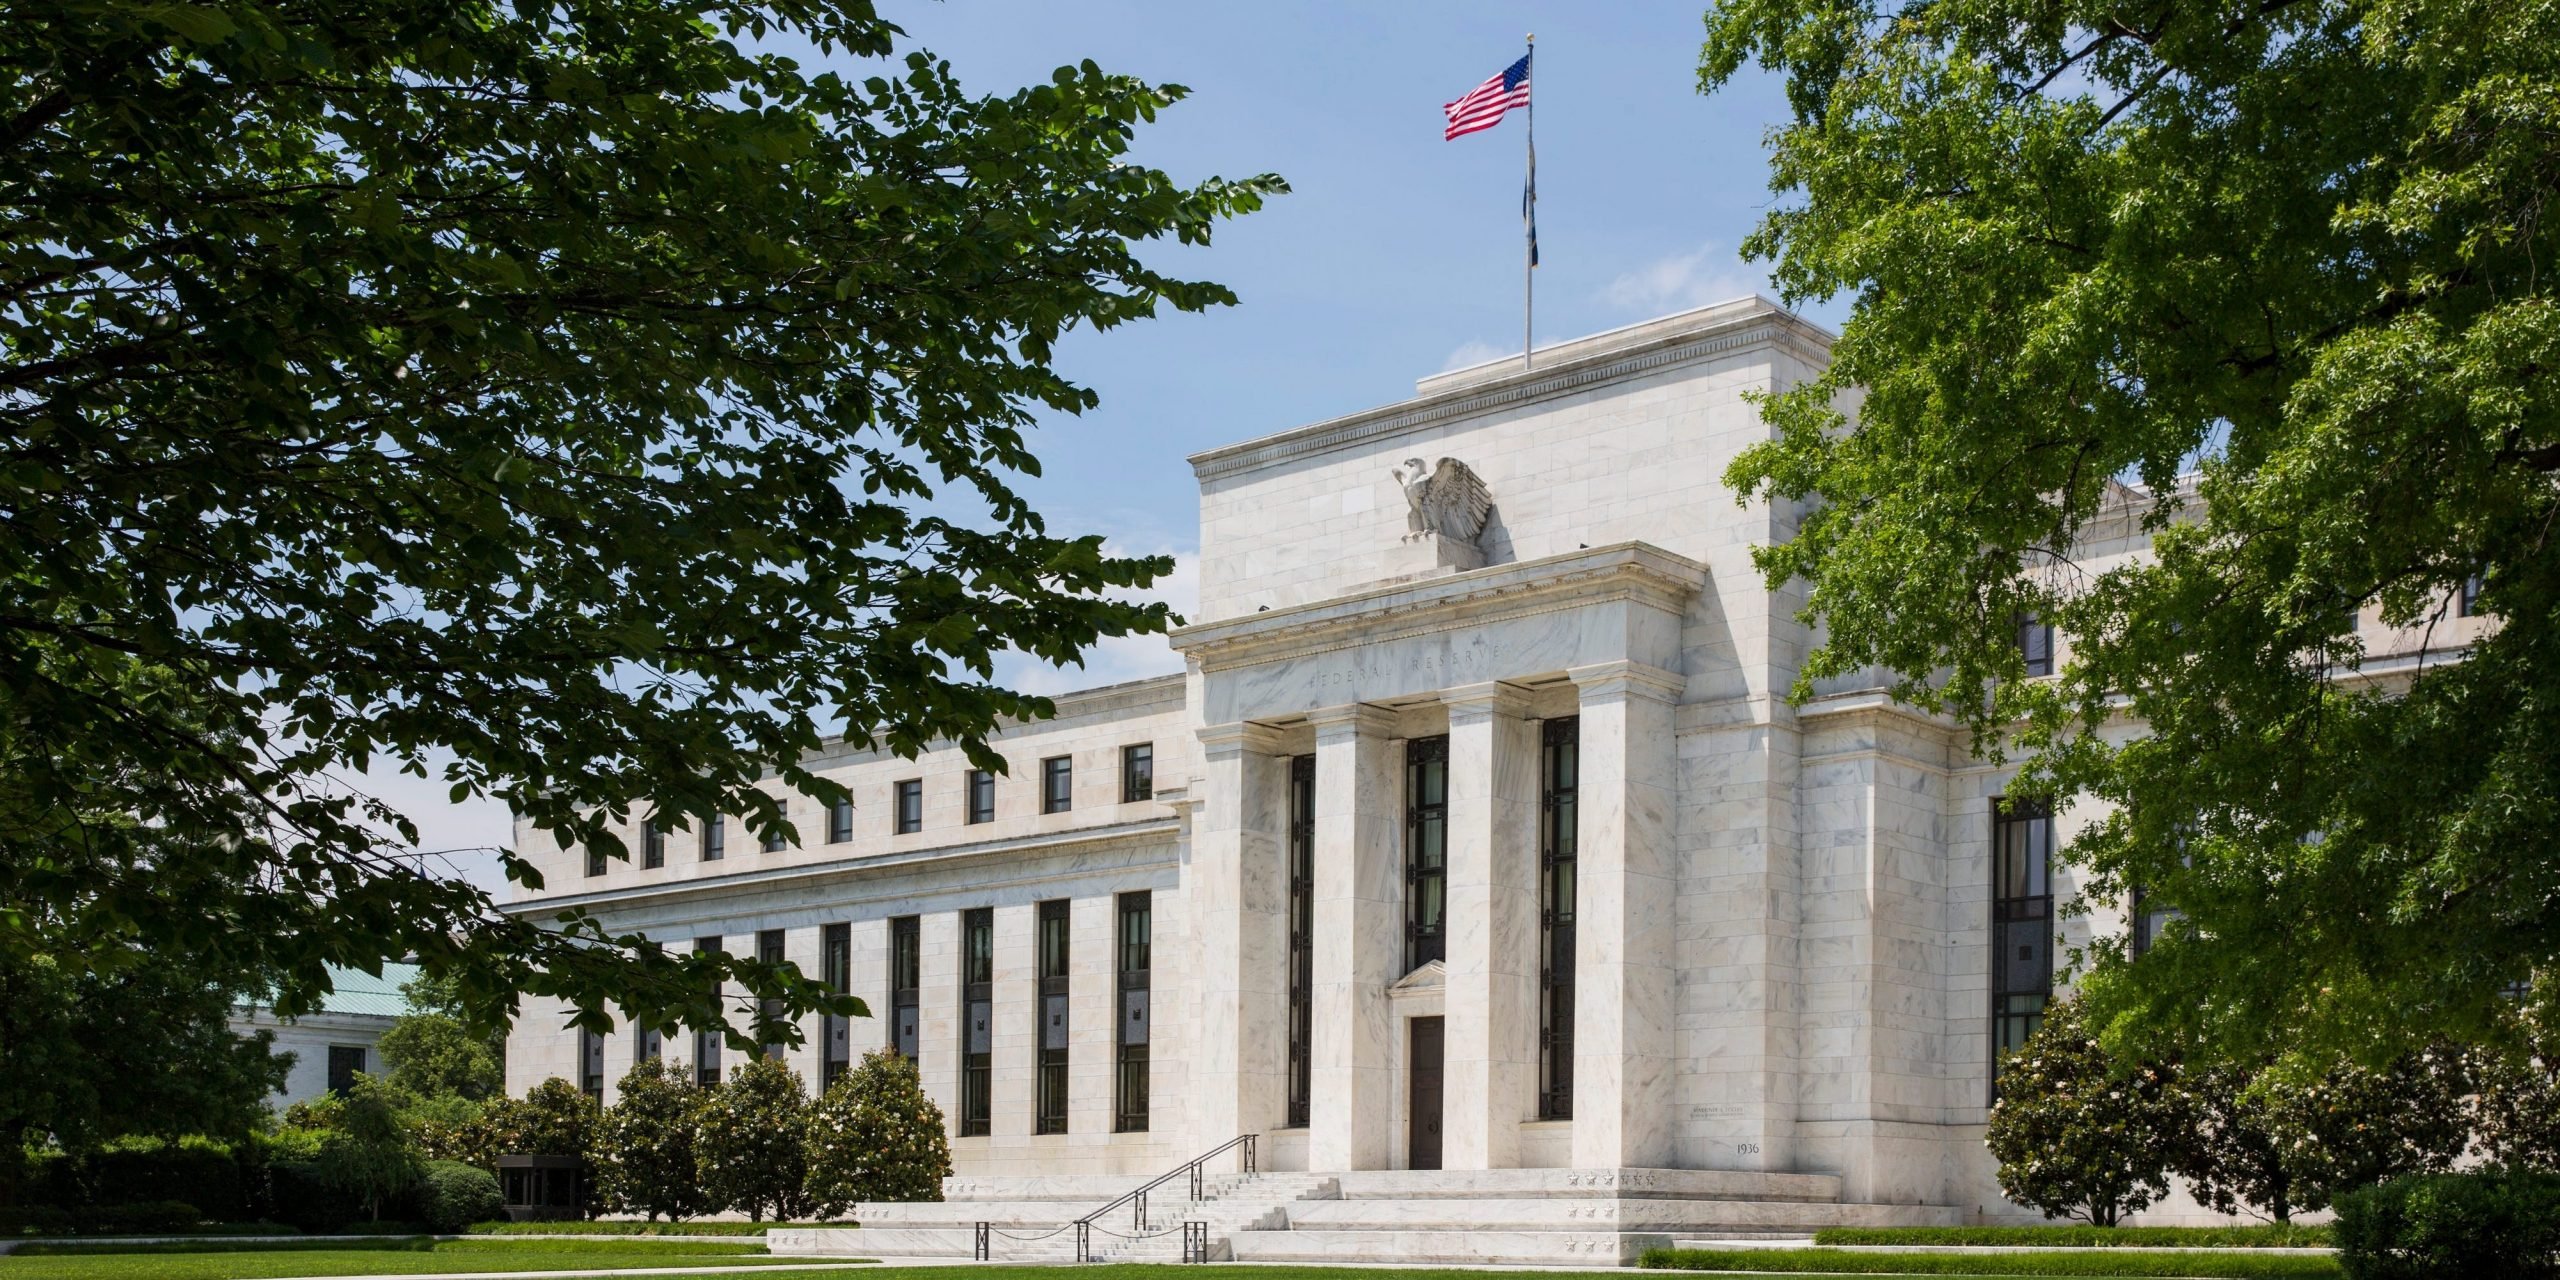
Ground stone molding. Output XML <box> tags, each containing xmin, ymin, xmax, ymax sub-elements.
<box><xmin>1195</xmin><ymin>720</ymin><xmax>1292</xmax><ymax>759</ymax></box>
<box><xmin>1303</xmin><ymin>701</ymin><xmax>1401</xmax><ymax>740</ymax></box>
<box><xmin>1170</xmin><ymin>541</ymin><xmax>1705</xmax><ymax>674</ymax></box>
<box><xmin>499</xmin><ymin>817</ymin><xmax>1181</xmax><ymax>915</ymax></box>
<box><xmin>1439</xmin><ymin>680</ymin><xmax>1535</xmax><ymax>722</ymax></box>
<box><xmin>1188</xmin><ymin>301</ymin><xmax>1832</xmax><ymax>482</ymax></box>
<box><xmin>1565</xmin><ymin>659</ymin><xmax>1687</xmax><ymax>703</ymax></box>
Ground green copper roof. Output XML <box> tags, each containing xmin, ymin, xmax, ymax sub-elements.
<box><xmin>316</xmin><ymin>962</ymin><xmax>422</xmax><ymax>1018</ymax></box>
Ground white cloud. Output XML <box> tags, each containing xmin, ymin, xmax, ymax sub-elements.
<box><xmin>1439</xmin><ymin>339</ymin><xmax>1510</xmax><ymax>373</ymax></box>
<box><xmin>1599</xmin><ymin>244</ymin><xmax>1766</xmax><ymax>316</ymax></box>
<box><xmin>993</xmin><ymin>542</ymin><xmax>1198</xmax><ymax>697</ymax></box>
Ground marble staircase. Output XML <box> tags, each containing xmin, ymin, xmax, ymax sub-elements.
<box><xmin>772</xmin><ymin>1167</ymin><xmax>1963</xmax><ymax>1266</ymax></box>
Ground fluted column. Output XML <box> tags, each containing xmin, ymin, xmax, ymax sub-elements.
<box><xmin>1306</xmin><ymin>702</ymin><xmax>1401</xmax><ymax>1171</ymax></box>
<box><xmin>1568</xmin><ymin>660</ymin><xmax>1685</xmax><ymax>1169</ymax></box>
<box><xmin>1440</xmin><ymin>681</ymin><xmax>1539</xmax><ymax>1170</ymax></box>
<box><xmin>1191</xmin><ymin>720</ymin><xmax>1293</xmax><ymax>1145</ymax></box>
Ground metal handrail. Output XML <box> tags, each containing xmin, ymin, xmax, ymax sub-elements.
<box><xmin>1074</xmin><ymin>1132</ymin><xmax>1259</xmax><ymax>1238</ymax></box>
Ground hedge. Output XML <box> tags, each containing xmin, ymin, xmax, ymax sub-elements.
<box><xmin>2335</xmin><ymin>1166</ymin><xmax>2560</xmax><ymax>1280</ymax></box>
<box><xmin>1639</xmin><ymin>1246</ymin><xmax>2345</xmax><ymax>1276</ymax></box>
<box><xmin>1811</xmin><ymin>1224</ymin><xmax>2335</xmax><ymax>1249</ymax></box>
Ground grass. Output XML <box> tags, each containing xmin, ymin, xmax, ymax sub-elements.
<box><xmin>0</xmin><ymin>1236</ymin><xmax>810</xmax><ymax>1279</ymax></box>
<box><xmin>1810</xmin><ymin>1225</ymin><xmax>2334</xmax><ymax>1250</ymax></box>
<box><xmin>465</xmin><ymin>1220</ymin><xmax>857</xmax><ymax>1236</ymax></box>
<box><xmin>1641</xmin><ymin>1247</ymin><xmax>2344</xmax><ymax>1277</ymax></box>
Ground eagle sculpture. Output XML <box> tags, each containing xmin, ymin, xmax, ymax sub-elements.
<box><xmin>1391</xmin><ymin>456</ymin><xmax>1491</xmax><ymax>545</ymax></box>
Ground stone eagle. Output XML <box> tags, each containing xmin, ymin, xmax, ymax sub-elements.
<box><xmin>1391</xmin><ymin>456</ymin><xmax>1491</xmax><ymax>545</ymax></box>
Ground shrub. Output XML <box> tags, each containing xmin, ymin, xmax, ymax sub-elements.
<box><xmin>2258</xmin><ymin>1045</ymin><xmax>2474</xmax><ymax>1214</ymax></box>
<box><xmin>592</xmin><ymin>1058</ymin><xmax>710</xmax><ymax>1222</ymax></box>
<box><xmin>1985</xmin><ymin>997</ymin><xmax>2190</xmax><ymax>1226</ymax></box>
<box><xmin>805</xmin><ymin>1048</ymin><xmax>951</xmax><ymax>1214</ymax></box>
<box><xmin>694</xmin><ymin>1057</ymin><xmax>815</xmax><ymax>1223</ymax></box>
<box><xmin>312</xmin><ymin>1079</ymin><xmax>425</xmax><ymax>1221</ymax></box>
<box><xmin>0</xmin><ymin>1206</ymin><xmax>75</xmax><ymax>1237</ymax></box>
<box><xmin>68</xmin><ymin>1201</ymin><xmax>204</xmax><ymax>1235</ymax></box>
<box><xmin>417</xmin><ymin>1161</ymin><xmax>503</xmax><ymax>1234</ymax></box>
<box><xmin>2334</xmin><ymin>1166</ymin><xmax>2560</xmax><ymax>1280</ymax></box>
<box><xmin>266</xmin><ymin>1160</ymin><xmax>365</xmax><ymax>1236</ymax></box>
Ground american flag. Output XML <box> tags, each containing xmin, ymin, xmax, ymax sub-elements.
<box><xmin>1443</xmin><ymin>54</ymin><xmax>1531</xmax><ymax>141</ymax></box>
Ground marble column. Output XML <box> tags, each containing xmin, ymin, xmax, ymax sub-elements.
<box><xmin>1441</xmin><ymin>681</ymin><xmax>1539</xmax><ymax>1170</ymax></box>
<box><xmin>1190</xmin><ymin>721</ymin><xmax>1293</xmax><ymax>1145</ymax></box>
<box><xmin>1569</xmin><ymin>660</ymin><xmax>1684</xmax><ymax>1170</ymax></box>
<box><xmin>1307</xmin><ymin>702</ymin><xmax>1401</xmax><ymax>1171</ymax></box>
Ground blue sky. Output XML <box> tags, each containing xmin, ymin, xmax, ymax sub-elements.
<box><xmin>393</xmin><ymin>1</ymin><xmax>1831</xmax><ymax>883</ymax></box>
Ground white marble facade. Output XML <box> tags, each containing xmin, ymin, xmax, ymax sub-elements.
<box><xmin>507</xmin><ymin>298</ymin><xmax>2482</xmax><ymax>1217</ymax></box>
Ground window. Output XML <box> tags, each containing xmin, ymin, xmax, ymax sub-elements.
<box><xmin>821</xmin><ymin>923</ymin><xmax>852</xmax><ymax>1089</ymax></box>
<box><xmin>761</xmin><ymin>821</ymin><xmax>787</xmax><ymax>853</ymax></box>
<box><xmin>1538</xmin><ymin>716</ymin><xmax>1579</xmax><ymax>1120</ymax></box>
<box><xmin>1991</xmin><ymin>799</ymin><xmax>2054</xmax><ymax>1096</ymax></box>
<box><xmin>694</xmin><ymin>936</ymin><xmax>724</xmax><ymax>1086</ymax></box>
<box><xmin>757</xmin><ymin>929</ymin><xmax>787</xmax><ymax>1061</ymax></box>
<box><xmin>967</xmin><ymin>770</ymin><xmax>995</xmax><ymax>825</ymax></box>
<box><xmin>642</xmin><ymin>820</ymin><xmax>666</xmax><ymax>870</ymax></box>
<box><xmin>634</xmin><ymin>1023</ymin><xmax>663</xmax><ymax>1063</ymax></box>
<box><xmin>701</xmin><ymin>816</ymin><xmax>725</xmax><ymax>862</ymax></box>
<box><xmin>959</xmin><ymin>908</ymin><xmax>994</xmax><ymax>1136</ymax></box>
<box><xmin>1042</xmin><ymin>755</ymin><xmax>1073</xmax><ymax>814</ymax></box>
<box><xmin>1285</xmin><ymin>755</ymin><xmax>1315</xmax><ymax>1128</ymax></box>
<box><xmin>1405</xmin><ymin>735</ymin><xmax>1450</xmax><ymax>971</ymax></box>
<box><xmin>889</xmin><ymin>915</ymin><xmax>921</xmax><ymax>1060</ymax></box>
<box><xmin>895</xmin><ymin>780</ymin><xmax>922</xmax><ymax>834</ymax></box>
<box><xmin>586</xmin><ymin>843</ymin><xmax>607</xmax><ymax>878</ymax></box>
<box><xmin>1116</xmin><ymin>891</ymin><xmax>1152</xmax><ymax>1132</ymax></box>
<box><xmin>326</xmin><ymin>1045</ymin><xmax>367</xmax><ymax>1096</ymax></box>
<box><xmin>2017</xmin><ymin>612</ymin><xmax>2055</xmax><ymax>677</ymax></box>
<box><xmin>1122</xmin><ymin>744</ymin><xmax>1154</xmax><ymax>803</ymax></box>
<box><xmin>580</xmin><ymin>1027</ymin><xmax>606</xmax><ymax>1104</ymax></box>
<box><xmin>1035</xmin><ymin>899</ymin><xmax>1071</xmax><ymax>1135</ymax></box>
<box><xmin>827</xmin><ymin>797</ymin><xmax>853</xmax><ymax>844</ymax></box>
<box><xmin>2130</xmin><ymin>886</ymin><xmax>2183</xmax><ymax>958</ymax></box>
<box><xmin>2462</xmin><ymin>573</ymin><xmax>2487</xmax><ymax>617</ymax></box>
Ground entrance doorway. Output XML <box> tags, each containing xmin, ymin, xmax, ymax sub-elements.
<box><xmin>1408</xmin><ymin>1016</ymin><xmax>1444</xmax><ymax>1171</ymax></box>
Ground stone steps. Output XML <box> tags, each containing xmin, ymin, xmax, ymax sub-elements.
<box><xmin>1284</xmin><ymin>1195</ymin><xmax>1962</xmax><ymax>1233</ymax></box>
<box><xmin>1229</xmin><ymin>1228</ymin><xmax>1674</xmax><ymax>1266</ymax></box>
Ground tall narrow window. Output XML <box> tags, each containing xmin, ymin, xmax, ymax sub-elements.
<box><xmin>701</xmin><ymin>816</ymin><xmax>725</xmax><ymax>862</ymax></box>
<box><xmin>642</xmin><ymin>820</ymin><xmax>666</xmax><ymax>869</ymax></box>
<box><xmin>1042</xmin><ymin>756</ymin><xmax>1073</xmax><ymax>814</ymax></box>
<box><xmin>694</xmin><ymin>936</ymin><xmax>724</xmax><ymax>1086</ymax></box>
<box><xmin>761</xmin><ymin>820</ymin><xmax>787</xmax><ymax>853</ymax></box>
<box><xmin>967</xmin><ymin>770</ymin><xmax>995</xmax><ymax>825</ymax></box>
<box><xmin>895</xmin><ymin>780</ymin><xmax>923</xmax><ymax>834</ymax></box>
<box><xmin>1285</xmin><ymin>755</ymin><xmax>1316</xmax><ymax>1128</ymax></box>
<box><xmin>326</xmin><ymin>1045</ymin><xmax>366</xmax><ymax>1095</ymax></box>
<box><xmin>1116</xmin><ymin>891</ymin><xmax>1152</xmax><ymax>1132</ymax></box>
<box><xmin>1035</xmin><ymin>899</ymin><xmax>1070</xmax><ymax>1134</ymax></box>
<box><xmin>2017</xmin><ymin>612</ymin><xmax>2055</xmax><ymax>677</ymax></box>
<box><xmin>827</xmin><ymin>797</ymin><xmax>854</xmax><ymax>844</ymax></box>
<box><xmin>2462</xmin><ymin>573</ymin><xmax>2487</xmax><ymax>617</ymax></box>
<box><xmin>1122</xmin><ymin>744</ymin><xmax>1154</xmax><ymax>802</ymax></box>
<box><xmin>580</xmin><ymin>1027</ymin><xmax>606</xmax><ymax>1104</ymax></box>
<box><xmin>1991</xmin><ymin>799</ymin><xmax>2054</xmax><ymax>1094</ymax></box>
<box><xmin>1405</xmin><ymin>735</ymin><xmax>1450</xmax><ymax>971</ymax></box>
<box><xmin>757</xmin><ymin>929</ymin><xmax>788</xmax><ymax>1061</ymax></box>
<box><xmin>634</xmin><ymin>1023</ymin><xmax>663</xmax><ymax>1063</ymax></box>
<box><xmin>586</xmin><ymin>844</ymin><xmax>607</xmax><ymax>877</ymax></box>
<box><xmin>960</xmin><ymin>908</ymin><xmax>993</xmax><ymax>1136</ymax></box>
<box><xmin>1538</xmin><ymin>716</ymin><xmax>1579</xmax><ymax>1120</ymax></box>
<box><xmin>821</xmin><ymin>923</ymin><xmax>852</xmax><ymax>1089</ymax></box>
<box><xmin>889</xmin><ymin>915</ymin><xmax>921</xmax><ymax>1060</ymax></box>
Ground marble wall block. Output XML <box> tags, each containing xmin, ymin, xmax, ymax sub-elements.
<box><xmin>1309</xmin><ymin>703</ymin><xmax>1402</xmax><ymax>1170</ymax></box>
<box><xmin>1441</xmin><ymin>682</ymin><xmax>1540</xmax><ymax>1170</ymax></box>
<box><xmin>1187</xmin><ymin>724</ymin><xmax>1293</xmax><ymax>1145</ymax></box>
<box><xmin>1569</xmin><ymin>662</ymin><xmax>1682</xmax><ymax>1170</ymax></box>
<box><xmin>991</xmin><ymin>903</ymin><xmax>1035</xmax><ymax>1142</ymax></box>
<box><xmin>919</xmin><ymin>911</ymin><xmax>961</xmax><ymax>1143</ymax></box>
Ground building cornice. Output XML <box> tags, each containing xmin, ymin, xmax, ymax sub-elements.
<box><xmin>1169</xmin><ymin>541</ymin><xmax>1705</xmax><ymax>674</ymax></box>
<box><xmin>1187</xmin><ymin>300</ymin><xmax>1833</xmax><ymax>483</ymax></box>
<box><xmin>502</xmin><ymin>818</ymin><xmax>1182</xmax><ymax>916</ymax></box>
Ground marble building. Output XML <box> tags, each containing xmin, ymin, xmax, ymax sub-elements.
<box><xmin>504</xmin><ymin>298</ymin><xmax>2486</xmax><ymax>1249</ymax></box>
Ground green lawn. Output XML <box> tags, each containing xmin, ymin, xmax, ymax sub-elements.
<box><xmin>1642</xmin><ymin>1247</ymin><xmax>2344</xmax><ymax>1277</ymax></box>
<box><xmin>0</xmin><ymin>1237</ymin><xmax>822</xmax><ymax>1280</ymax></box>
<box><xmin>464</xmin><ymin>1221</ymin><xmax>859</xmax><ymax>1237</ymax></box>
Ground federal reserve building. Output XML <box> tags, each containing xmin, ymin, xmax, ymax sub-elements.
<box><xmin>501</xmin><ymin>298</ymin><xmax>2483</xmax><ymax>1259</ymax></box>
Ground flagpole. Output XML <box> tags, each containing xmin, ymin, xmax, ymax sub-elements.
<box><xmin>1523</xmin><ymin>33</ymin><xmax>1535</xmax><ymax>371</ymax></box>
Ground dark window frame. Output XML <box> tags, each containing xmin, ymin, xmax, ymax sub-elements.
<box><xmin>2461</xmin><ymin>573</ymin><xmax>2487</xmax><ymax>617</ymax></box>
<box><xmin>1041</xmin><ymin>755</ymin><xmax>1073</xmax><ymax>814</ymax></box>
<box><xmin>757</xmin><ymin>929</ymin><xmax>788</xmax><ymax>1061</ymax></box>
<box><xmin>1285</xmin><ymin>754</ymin><xmax>1315</xmax><ymax>1129</ymax></box>
<box><xmin>1990</xmin><ymin>799</ymin><xmax>2054</xmax><ymax>1100</ymax></box>
<box><xmin>895</xmin><ymin>779</ymin><xmax>923</xmax><ymax>834</ymax></box>
<box><xmin>761</xmin><ymin>819</ymin><xmax>787</xmax><ymax>853</ymax></box>
<box><xmin>960</xmin><ymin>908</ymin><xmax>994</xmax><ymax>1136</ymax></box>
<box><xmin>634</xmin><ymin>1024</ymin><xmax>663</xmax><ymax>1063</ymax></box>
<box><xmin>827</xmin><ymin>796</ymin><xmax>854</xmax><ymax>844</ymax></box>
<box><xmin>890</xmin><ymin>915</ymin><xmax>921</xmax><ymax>1060</ymax></box>
<box><xmin>2017</xmin><ymin>612</ymin><xmax>2056</xmax><ymax>677</ymax></box>
<box><xmin>694</xmin><ymin>935</ymin><xmax>724</xmax><ymax>1086</ymax></box>
<box><xmin>1115</xmin><ymin>890</ymin><xmax>1152</xmax><ymax>1132</ymax></box>
<box><xmin>701</xmin><ymin>816</ymin><xmax>725</xmax><ymax>862</ymax></box>
<box><xmin>1404</xmin><ymin>735</ymin><xmax>1450</xmax><ymax>972</ymax></box>
<box><xmin>579</xmin><ymin>1027</ymin><xmax>606</xmax><ymax>1103</ymax></box>
<box><xmin>967</xmin><ymin>770</ymin><xmax>996</xmax><ymax>825</ymax></box>
<box><xmin>821</xmin><ymin>922</ymin><xmax>852</xmax><ymax>1089</ymax></box>
<box><xmin>1538</xmin><ymin>716</ymin><xmax>1579</xmax><ymax>1120</ymax></box>
<box><xmin>326</xmin><ymin>1044</ymin><xmax>367</xmax><ymax>1096</ymax></box>
<box><xmin>1035</xmin><ymin>899</ymin><xmax>1070</xmax><ymax>1135</ymax></box>
<box><xmin>642</xmin><ymin>820</ymin><xmax>666</xmax><ymax>870</ymax></box>
<box><xmin>586</xmin><ymin>843</ymin><xmax>607</xmax><ymax>878</ymax></box>
<box><xmin>1122</xmin><ymin>743</ymin><xmax>1154</xmax><ymax>803</ymax></box>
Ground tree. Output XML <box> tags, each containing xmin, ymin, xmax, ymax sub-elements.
<box><xmin>2260</xmin><ymin>1046</ymin><xmax>2475</xmax><ymax>1213</ymax></box>
<box><xmin>694</xmin><ymin>1057</ymin><xmax>814</xmax><ymax>1223</ymax></box>
<box><xmin>1985</xmin><ymin>998</ymin><xmax>2190</xmax><ymax>1226</ymax></box>
<box><xmin>313</xmin><ymin>1077</ymin><xmax>425</xmax><ymax>1222</ymax></box>
<box><xmin>2177</xmin><ymin>1064</ymin><xmax>2305</xmax><ymax>1224</ymax></box>
<box><xmin>378</xmin><ymin>973</ymin><xmax>504</xmax><ymax>1102</ymax></box>
<box><xmin>1</xmin><ymin>1</ymin><xmax>1282</xmax><ymax>1045</ymax></box>
<box><xmin>1700</xmin><ymin>0</ymin><xmax>2560</xmax><ymax>1067</ymax></box>
<box><xmin>592</xmin><ymin>1059</ymin><xmax>709</xmax><ymax>1222</ymax></box>
<box><xmin>0</xmin><ymin>943</ymin><xmax>286</xmax><ymax>1201</ymax></box>
<box><xmin>805</xmin><ymin>1049</ymin><xmax>949</xmax><ymax>1213</ymax></box>
<box><xmin>2474</xmin><ymin>981</ymin><xmax>2560</xmax><ymax>1172</ymax></box>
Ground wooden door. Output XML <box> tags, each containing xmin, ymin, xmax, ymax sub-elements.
<box><xmin>1408</xmin><ymin>1016</ymin><xmax>1445</xmax><ymax>1171</ymax></box>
